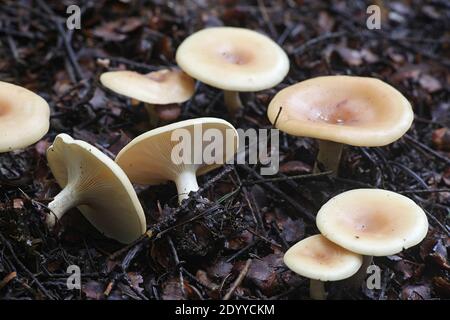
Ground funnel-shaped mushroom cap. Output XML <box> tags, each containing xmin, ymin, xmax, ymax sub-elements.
<box><xmin>0</xmin><ymin>81</ymin><xmax>50</xmax><ymax>152</ymax></box>
<box><xmin>284</xmin><ymin>234</ymin><xmax>363</xmax><ymax>281</ymax></box>
<box><xmin>47</xmin><ymin>134</ymin><xmax>146</xmax><ymax>244</ymax></box>
<box><xmin>100</xmin><ymin>69</ymin><xmax>195</xmax><ymax>105</ymax></box>
<box><xmin>316</xmin><ymin>189</ymin><xmax>429</xmax><ymax>256</ymax></box>
<box><xmin>116</xmin><ymin>118</ymin><xmax>238</xmax><ymax>185</ymax></box>
<box><xmin>268</xmin><ymin>76</ymin><xmax>414</xmax><ymax>146</ymax></box>
<box><xmin>176</xmin><ymin>27</ymin><xmax>289</xmax><ymax>92</ymax></box>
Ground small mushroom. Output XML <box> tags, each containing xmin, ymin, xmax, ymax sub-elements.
<box><xmin>46</xmin><ymin>134</ymin><xmax>146</xmax><ymax>244</ymax></box>
<box><xmin>316</xmin><ymin>189</ymin><xmax>429</xmax><ymax>288</ymax></box>
<box><xmin>267</xmin><ymin>76</ymin><xmax>414</xmax><ymax>175</ymax></box>
<box><xmin>115</xmin><ymin>118</ymin><xmax>238</xmax><ymax>204</ymax></box>
<box><xmin>100</xmin><ymin>68</ymin><xmax>195</xmax><ymax>127</ymax></box>
<box><xmin>284</xmin><ymin>234</ymin><xmax>363</xmax><ymax>300</ymax></box>
<box><xmin>176</xmin><ymin>27</ymin><xmax>289</xmax><ymax>115</ymax></box>
<box><xmin>0</xmin><ymin>81</ymin><xmax>50</xmax><ymax>152</ymax></box>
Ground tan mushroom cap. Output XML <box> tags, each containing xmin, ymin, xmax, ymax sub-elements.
<box><xmin>284</xmin><ymin>234</ymin><xmax>363</xmax><ymax>281</ymax></box>
<box><xmin>316</xmin><ymin>189</ymin><xmax>429</xmax><ymax>256</ymax></box>
<box><xmin>176</xmin><ymin>27</ymin><xmax>289</xmax><ymax>91</ymax></box>
<box><xmin>267</xmin><ymin>76</ymin><xmax>414</xmax><ymax>146</ymax></box>
<box><xmin>115</xmin><ymin>118</ymin><xmax>238</xmax><ymax>185</ymax></box>
<box><xmin>47</xmin><ymin>134</ymin><xmax>146</xmax><ymax>244</ymax></box>
<box><xmin>0</xmin><ymin>81</ymin><xmax>50</xmax><ymax>152</ymax></box>
<box><xmin>100</xmin><ymin>68</ymin><xmax>195</xmax><ymax>105</ymax></box>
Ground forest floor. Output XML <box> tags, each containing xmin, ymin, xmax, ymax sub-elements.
<box><xmin>0</xmin><ymin>0</ymin><xmax>449</xmax><ymax>300</ymax></box>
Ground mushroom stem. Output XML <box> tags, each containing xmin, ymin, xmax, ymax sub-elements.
<box><xmin>314</xmin><ymin>140</ymin><xmax>344</xmax><ymax>175</ymax></box>
<box><xmin>144</xmin><ymin>103</ymin><xmax>160</xmax><ymax>128</ymax></box>
<box><xmin>175</xmin><ymin>170</ymin><xmax>200</xmax><ymax>204</ymax></box>
<box><xmin>47</xmin><ymin>186</ymin><xmax>79</xmax><ymax>228</ymax></box>
<box><xmin>310</xmin><ymin>279</ymin><xmax>327</xmax><ymax>300</ymax></box>
<box><xmin>343</xmin><ymin>255</ymin><xmax>374</xmax><ymax>291</ymax></box>
<box><xmin>223</xmin><ymin>90</ymin><xmax>243</xmax><ymax>115</ymax></box>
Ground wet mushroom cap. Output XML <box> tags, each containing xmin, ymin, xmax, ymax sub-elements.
<box><xmin>176</xmin><ymin>27</ymin><xmax>289</xmax><ymax>91</ymax></box>
<box><xmin>47</xmin><ymin>134</ymin><xmax>146</xmax><ymax>244</ymax></box>
<box><xmin>115</xmin><ymin>118</ymin><xmax>238</xmax><ymax>185</ymax></box>
<box><xmin>316</xmin><ymin>189</ymin><xmax>429</xmax><ymax>256</ymax></box>
<box><xmin>0</xmin><ymin>81</ymin><xmax>50</xmax><ymax>152</ymax></box>
<box><xmin>284</xmin><ymin>234</ymin><xmax>363</xmax><ymax>281</ymax></box>
<box><xmin>100</xmin><ymin>69</ymin><xmax>195</xmax><ymax>105</ymax></box>
<box><xmin>267</xmin><ymin>76</ymin><xmax>414</xmax><ymax>146</ymax></box>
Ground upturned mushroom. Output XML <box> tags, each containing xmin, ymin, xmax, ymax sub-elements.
<box><xmin>284</xmin><ymin>234</ymin><xmax>363</xmax><ymax>300</ymax></box>
<box><xmin>267</xmin><ymin>76</ymin><xmax>414</xmax><ymax>175</ymax></box>
<box><xmin>100</xmin><ymin>68</ymin><xmax>195</xmax><ymax>127</ymax></box>
<box><xmin>176</xmin><ymin>27</ymin><xmax>289</xmax><ymax>115</ymax></box>
<box><xmin>115</xmin><ymin>118</ymin><xmax>238</xmax><ymax>204</ymax></box>
<box><xmin>46</xmin><ymin>134</ymin><xmax>146</xmax><ymax>244</ymax></box>
<box><xmin>316</xmin><ymin>189</ymin><xmax>429</xmax><ymax>288</ymax></box>
<box><xmin>0</xmin><ymin>81</ymin><xmax>50</xmax><ymax>152</ymax></box>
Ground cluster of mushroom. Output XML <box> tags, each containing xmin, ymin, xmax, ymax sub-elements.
<box><xmin>1</xmin><ymin>26</ymin><xmax>430</xmax><ymax>299</ymax></box>
<box><xmin>100</xmin><ymin>27</ymin><xmax>290</xmax><ymax>120</ymax></box>
<box><xmin>45</xmin><ymin>118</ymin><xmax>238</xmax><ymax>244</ymax></box>
<box><xmin>1</xmin><ymin>26</ymin><xmax>288</xmax><ymax>245</ymax></box>
<box><xmin>284</xmin><ymin>189</ymin><xmax>429</xmax><ymax>300</ymax></box>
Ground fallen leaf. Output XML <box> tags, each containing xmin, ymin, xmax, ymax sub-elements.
<box><xmin>279</xmin><ymin>161</ymin><xmax>311</xmax><ymax>174</ymax></box>
<box><xmin>432</xmin><ymin>277</ymin><xmax>450</xmax><ymax>298</ymax></box>
<box><xmin>432</xmin><ymin>128</ymin><xmax>450</xmax><ymax>151</ymax></box>
<box><xmin>208</xmin><ymin>260</ymin><xmax>233</xmax><ymax>278</ymax></box>
<box><xmin>419</xmin><ymin>74</ymin><xmax>442</xmax><ymax>93</ymax></box>
<box><xmin>83</xmin><ymin>280</ymin><xmax>105</xmax><ymax>300</ymax></box>
<box><xmin>127</xmin><ymin>272</ymin><xmax>144</xmax><ymax>294</ymax></box>
<box><xmin>401</xmin><ymin>284</ymin><xmax>431</xmax><ymax>300</ymax></box>
<box><xmin>246</xmin><ymin>254</ymin><xmax>284</xmax><ymax>296</ymax></box>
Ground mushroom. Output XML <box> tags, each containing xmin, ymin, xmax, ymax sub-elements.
<box><xmin>115</xmin><ymin>118</ymin><xmax>238</xmax><ymax>204</ymax></box>
<box><xmin>284</xmin><ymin>234</ymin><xmax>363</xmax><ymax>300</ymax></box>
<box><xmin>46</xmin><ymin>134</ymin><xmax>146</xmax><ymax>244</ymax></box>
<box><xmin>316</xmin><ymin>188</ymin><xmax>429</xmax><ymax>288</ymax></box>
<box><xmin>100</xmin><ymin>68</ymin><xmax>195</xmax><ymax>127</ymax></box>
<box><xmin>267</xmin><ymin>76</ymin><xmax>414</xmax><ymax>175</ymax></box>
<box><xmin>0</xmin><ymin>81</ymin><xmax>50</xmax><ymax>152</ymax></box>
<box><xmin>176</xmin><ymin>27</ymin><xmax>289</xmax><ymax>115</ymax></box>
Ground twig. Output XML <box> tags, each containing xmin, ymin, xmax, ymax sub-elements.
<box><xmin>223</xmin><ymin>259</ymin><xmax>252</xmax><ymax>300</ymax></box>
<box><xmin>244</xmin><ymin>171</ymin><xmax>332</xmax><ymax>185</ymax></box>
<box><xmin>0</xmin><ymin>272</ymin><xmax>17</xmax><ymax>290</ymax></box>
<box><xmin>404</xmin><ymin>135</ymin><xmax>450</xmax><ymax>165</ymax></box>
<box><xmin>168</xmin><ymin>236</ymin><xmax>186</xmax><ymax>298</ymax></box>
<box><xmin>240</xmin><ymin>165</ymin><xmax>316</xmax><ymax>222</ymax></box>
<box><xmin>291</xmin><ymin>31</ymin><xmax>347</xmax><ymax>55</ymax></box>
<box><xmin>398</xmin><ymin>189</ymin><xmax>450</xmax><ymax>194</ymax></box>
<box><xmin>0</xmin><ymin>232</ymin><xmax>55</xmax><ymax>299</ymax></box>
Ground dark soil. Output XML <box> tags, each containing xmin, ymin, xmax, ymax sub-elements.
<box><xmin>0</xmin><ymin>0</ymin><xmax>449</xmax><ymax>300</ymax></box>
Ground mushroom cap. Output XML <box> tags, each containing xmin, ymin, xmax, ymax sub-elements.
<box><xmin>267</xmin><ymin>76</ymin><xmax>414</xmax><ymax>146</ymax></box>
<box><xmin>284</xmin><ymin>234</ymin><xmax>363</xmax><ymax>281</ymax></box>
<box><xmin>316</xmin><ymin>189</ymin><xmax>429</xmax><ymax>256</ymax></box>
<box><xmin>115</xmin><ymin>118</ymin><xmax>238</xmax><ymax>185</ymax></box>
<box><xmin>0</xmin><ymin>81</ymin><xmax>50</xmax><ymax>152</ymax></box>
<box><xmin>47</xmin><ymin>134</ymin><xmax>146</xmax><ymax>244</ymax></box>
<box><xmin>175</xmin><ymin>27</ymin><xmax>289</xmax><ymax>92</ymax></box>
<box><xmin>100</xmin><ymin>68</ymin><xmax>195</xmax><ymax>105</ymax></box>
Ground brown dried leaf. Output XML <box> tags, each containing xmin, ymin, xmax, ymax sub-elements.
<box><xmin>419</xmin><ymin>74</ymin><xmax>442</xmax><ymax>93</ymax></box>
<box><xmin>279</xmin><ymin>161</ymin><xmax>311</xmax><ymax>174</ymax></box>
<box><xmin>432</xmin><ymin>128</ymin><xmax>450</xmax><ymax>151</ymax></box>
<box><xmin>82</xmin><ymin>280</ymin><xmax>105</xmax><ymax>300</ymax></box>
<box><xmin>432</xmin><ymin>277</ymin><xmax>450</xmax><ymax>298</ymax></box>
<box><xmin>246</xmin><ymin>254</ymin><xmax>284</xmax><ymax>295</ymax></box>
<box><xmin>401</xmin><ymin>284</ymin><xmax>431</xmax><ymax>300</ymax></box>
<box><xmin>127</xmin><ymin>272</ymin><xmax>144</xmax><ymax>294</ymax></box>
<box><xmin>207</xmin><ymin>260</ymin><xmax>233</xmax><ymax>279</ymax></box>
